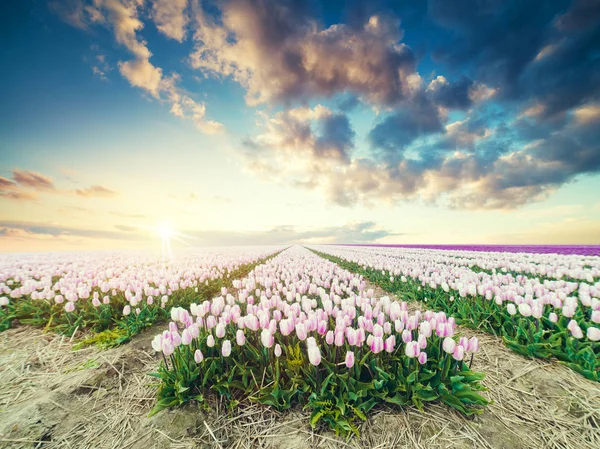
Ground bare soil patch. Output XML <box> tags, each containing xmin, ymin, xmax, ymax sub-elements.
<box><xmin>1</xmin><ymin>283</ymin><xmax>598</xmax><ymax>448</ymax></box>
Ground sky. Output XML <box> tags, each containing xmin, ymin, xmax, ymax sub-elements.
<box><xmin>0</xmin><ymin>0</ymin><xmax>599</xmax><ymax>252</ymax></box>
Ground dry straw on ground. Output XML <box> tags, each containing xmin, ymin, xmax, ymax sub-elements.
<box><xmin>1</xmin><ymin>283</ymin><xmax>599</xmax><ymax>449</ymax></box>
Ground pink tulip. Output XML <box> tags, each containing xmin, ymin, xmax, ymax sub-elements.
<box><xmin>207</xmin><ymin>334</ymin><xmax>215</xmax><ymax>347</ymax></box>
<box><xmin>162</xmin><ymin>339</ymin><xmax>174</xmax><ymax>356</ymax></box>
<box><xmin>370</xmin><ymin>336</ymin><xmax>384</xmax><ymax>354</ymax></box>
<box><xmin>261</xmin><ymin>329</ymin><xmax>274</xmax><ymax>348</ymax></box>
<box><xmin>295</xmin><ymin>323</ymin><xmax>308</xmax><ymax>341</ymax></box>
<box><xmin>405</xmin><ymin>341</ymin><xmax>420</xmax><ymax>358</ymax></box>
<box><xmin>452</xmin><ymin>345</ymin><xmax>465</xmax><ymax>361</ymax></box>
<box><xmin>325</xmin><ymin>330</ymin><xmax>334</xmax><ymax>345</ymax></box>
<box><xmin>442</xmin><ymin>337</ymin><xmax>456</xmax><ymax>354</ymax></box>
<box><xmin>274</xmin><ymin>344</ymin><xmax>282</xmax><ymax>357</ymax></box>
<box><xmin>181</xmin><ymin>329</ymin><xmax>192</xmax><ymax>345</ymax></box>
<box><xmin>467</xmin><ymin>336</ymin><xmax>479</xmax><ymax>352</ymax></box>
<box><xmin>548</xmin><ymin>312</ymin><xmax>558</xmax><ymax>323</ymax></box>
<box><xmin>236</xmin><ymin>329</ymin><xmax>246</xmax><ymax>346</ymax></box>
<box><xmin>402</xmin><ymin>329</ymin><xmax>412</xmax><ymax>343</ymax></box>
<box><xmin>194</xmin><ymin>349</ymin><xmax>204</xmax><ymax>363</ymax></box>
<box><xmin>334</xmin><ymin>330</ymin><xmax>345</xmax><ymax>347</ymax></box>
<box><xmin>417</xmin><ymin>334</ymin><xmax>427</xmax><ymax>349</ymax></box>
<box><xmin>222</xmin><ymin>340</ymin><xmax>232</xmax><ymax>357</ymax></box>
<box><xmin>216</xmin><ymin>322</ymin><xmax>226</xmax><ymax>338</ymax></box>
<box><xmin>384</xmin><ymin>335</ymin><xmax>396</xmax><ymax>353</ymax></box>
<box><xmin>65</xmin><ymin>302</ymin><xmax>75</xmax><ymax>313</ymax></box>
<box><xmin>345</xmin><ymin>351</ymin><xmax>355</xmax><ymax>368</ymax></box>
<box><xmin>587</xmin><ymin>327</ymin><xmax>600</xmax><ymax>341</ymax></box>
<box><xmin>307</xmin><ymin>344</ymin><xmax>321</xmax><ymax>366</ymax></box>
<box><xmin>418</xmin><ymin>352</ymin><xmax>428</xmax><ymax>365</ymax></box>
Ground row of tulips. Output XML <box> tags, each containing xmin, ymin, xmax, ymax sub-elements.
<box><xmin>150</xmin><ymin>246</ymin><xmax>488</xmax><ymax>436</ymax></box>
<box><xmin>308</xmin><ymin>246</ymin><xmax>600</xmax><ymax>381</ymax></box>
<box><xmin>0</xmin><ymin>247</ymin><xmax>284</xmax><ymax>341</ymax></box>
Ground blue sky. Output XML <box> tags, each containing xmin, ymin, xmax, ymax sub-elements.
<box><xmin>1</xmin><ymin>0</ymin><xmax>599</xmax><ymax>251</ymax></box>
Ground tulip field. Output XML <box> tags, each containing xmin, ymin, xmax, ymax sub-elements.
<box><xmin>1</xmin><ymin>244</ymin><xmax>600</xmax><ymax>448</ymax></box>
<box><xmin>308</xmin><ymin>245</ymin><xmax>600</xmax><ymax>381</ymax></box>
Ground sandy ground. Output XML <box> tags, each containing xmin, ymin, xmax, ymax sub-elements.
<box><xmin>1</xmin><ymin>284</ymin><xmax>599</xmax><ymax>449</ymax></box>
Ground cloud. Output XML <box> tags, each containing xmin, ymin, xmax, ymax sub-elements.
<box><xmin>243</xmin><ymin>105</ymin><xmax>354</xmax><ymax>169</ymax></box>
<box><xmin>118</xmin><ymin>58</ymin><xmax>163</xmax><ymax>97</ymax></box>
<box><xmin>75</xmin><ymin>185</ymin><xmax>118</xmax><ymax>197</ymax></box>
<box><xmin>0</xmin><ymin>220</ymin><xmax>149</xmax><ymax>241</ymax></box>
<box><xmin>429</xmin><ymin>0</ymin><xmax>600</xmax><ymax>120</ymax></box>
<box><xmin>54</xmin><ymin>0</ymin><xmax>222</xmax><ymax>134</ymax></box>
<box><xmin>190</xmin><ymin>0</ymin><xmax>417</xmax><ymax>106</ymax></box>
<box><xmin>186</xmin><ymin>221</ymin><xmax>398</xmax><ymax>245</ymax></box>
<box><xmin>49</xmin><ymin>0</ymin><xmax>90</xmax><ymax>30</ymax></box>
<box><xmin>151</xmin><ymin>0</ymin><xmax>189</xmax><ymax>42</ymax></box>
<box><xmin>114</xmin><ymin>224</ymin><xmax>138</xmax><ymax>231</ymax></box>
<box><xmin>110</xmin><ymin>210</ymin><xmax>146</xmax><ymax>218</ymax></box>
<box><xmin>11</xmin><ymin>169</ymin><xmax>56</xmax><ymax>190</ymax></box>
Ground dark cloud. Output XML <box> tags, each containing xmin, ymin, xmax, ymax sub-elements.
<box><xmin>243</xmin><ymin>106</ymin><xmax>355</xmax><ymax>164</ymax></box>
<box><xmin>554</xmin><ymin>0</ymin><xmax>600</xmax><ymax>31</ymax></box>
<box><xmin>428</xmin><ymin>0</ymin><xmax>600</xmax><ymax>119</ymax></box>
<box><xmin>337</xmin><ymin>95</ymin><xmax>360</xmax><ymax>112</ymax></box>
<box><xmin>369</xmin><ymin>91</ymin><xmax>444</xmax><ymax>163</ymax></box>
<box><xmin>427</xmin><ymin>76</ymin><xmax>474</xmax><ymax>110</ymax></box>
<box><xmin>191</xmin><ymin>0</ymin><xmax>417</xmax><ymax>106</ymax></box>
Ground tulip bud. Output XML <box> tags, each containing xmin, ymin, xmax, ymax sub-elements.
<box><xmin>274</xmin><ymin>344</ymin><xmax>282</xmax><ymax>357</ymax></box>
<box><xmin>207</xmin><ymin>334</ymin><xmax>215</xmax><ymax>347</ymax></box>
<box><xmin>236</xmin><ymin>329</ymin><xmax>246</xmax><ymax>346</ymax></box>
<box><xmin>418</xmin><ymin>352</ymin><xmax>428</xmax><ymax>365</ymax></box>
<box><xmin>467</xmin><ymin>336</ymin><xmax>479</xmax><ymax>352</ymax></box>
<box><xmin>345</xmin><ymin>351</ymin><xmax>355</xmax><ymax>368</ymax></box>
<box><xmin>222</xmin><ymin>340</ymin><xmax>232</xmax><ymax>357</ymax></box>
<box><xmin>404</xmin><ymin>341</ymin><xmax>419</xmax><ymax>358</ymax></box>
<box><xmin>442</xmin><ymin>337</ymin><xmax>456</xmax><ymax>354</ymax></box>
<box><xmin>587</xmin><ymin>327</ymin><xmax>600</xmax><ymax>341</ymax></box>
<box><xmin>194</xmin><ymin>349</ymin><xmax>204</xmax><ymax>363</ymax></box>
<box><xmin>452</xmin><ymin>345</ymin><xmax>465</xmax><ymax>361</ymax></box>
<box><xmin>181</xmin><ymin>329</ymin><xmax>192</xmax><ymax>345</ymax></box>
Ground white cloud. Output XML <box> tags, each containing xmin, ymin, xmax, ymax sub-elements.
<box><xmin>151</xmin><ymin>0</ymin><xmax>189</xmax><ymax>42</ymax></box>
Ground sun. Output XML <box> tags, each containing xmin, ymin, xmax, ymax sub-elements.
<box><xmin>156</xmin><ymin>225</ymin><xmax>174</xmax><ymax>241</ymax></box>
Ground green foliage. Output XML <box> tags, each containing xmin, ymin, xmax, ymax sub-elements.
<box><xmin>150</xmin><ymin>330</ymin><xmax>489</xmax><ymax>437</ymax></box>
<box><xmin>1</xmin><ymin>250</ymin><xmax>285</xmax><ymax>349</ymax></box>
<box><xmin>310</xmin><ymin>249</ymin><xmax>600</xmax><ymax>382</ymax></box>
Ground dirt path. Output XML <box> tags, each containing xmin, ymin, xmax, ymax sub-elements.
<box><xmin>1</xmin><ymin>283</ymin><xmax>599</xmax><ymax>448</ymax></box>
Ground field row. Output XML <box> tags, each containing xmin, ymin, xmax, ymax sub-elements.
<box><xmin>150</xmin><ymin>246</ymin><xmax>488</xmax><ymax>436</ymax></box>
<box><xmin>307</xmin><ymin>245</ymin><xmax>600</xmax><ymax>381</ymax></box>
<box><xmin>0</xmin><ymin>247</ymin><xmax>285</xmax><ymax>343</ymax></box>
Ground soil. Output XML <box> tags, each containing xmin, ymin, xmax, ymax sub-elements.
<box><xmin>0</xmin><ymin>282</ymin><xmax>599</xmax><ymax>449</ymax></box>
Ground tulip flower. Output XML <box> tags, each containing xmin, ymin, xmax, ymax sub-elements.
<box><xmin>207</xmin><ymin>334</ymin><xmax>215</xmax><ymax>347</ymax></box>
<box><xmin>261</xmin><ymin>329</ymin><xmax>274</xmax><ymax>348</ymax></box>
<box><xmin>345</xmin><ymin>351</ymin><xmax>355</xmax><ymax>368</ymax></box>
<box><xmin>405</xmin><ymin>341</ymin><xmax>420</xmax><ymax>358</ymax></box>
<box><xmin>442</xmin><ymin>337</ymin><xmax>456</xmax><ymax>354</ymax></box>
<box><xmin>418</xmin><ymin>352</ymin><xmax>428</xmax><ymax>365</ymax></box>
<box><xmin>274</xmin><ymin>344</ymin><xmax>282</xmax><ymax>357</ymax></box>
<box><xmin>194</xmin><ymin>349</ymin><xmax>204</xmax><ymax>363</ymax></box>
<box><xmin>587</xmin><ymin>327</ymin><xmax>600</xmax><ymax>341</ymax></box>
<box><xmin>222</xmin><ymin>340</ymin><xmax>232</xmax><ymax>357</ymax></box>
